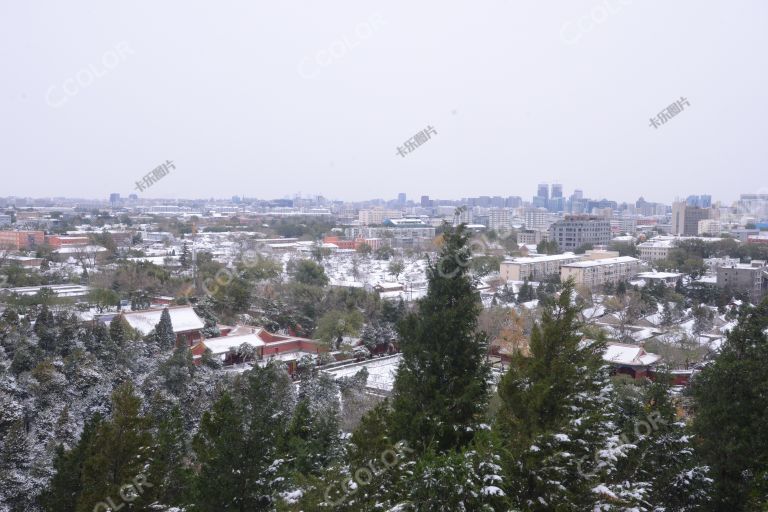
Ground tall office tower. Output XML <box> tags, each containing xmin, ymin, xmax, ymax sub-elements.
<box><xmin>548</xmin><ymin>183</ymin><xmax>565</xmax><ymax>212</ymax></box>
<box><xmin>420</xmin><ymin>195</ymin><xmax>431</xmax><ymax>207</ymax></box>
<box><xmin>109</xmin><ymin>193</ymin><xmax>121</xmax><ymax>206</ymax></box>
<box><xmin>533</xmin><ymin>183</ymin><xmax>549</xmax><ymax>208</ymax></box>
<box><xmin>397</xmin><ymin>192</ymin><xmax>406</xmax><ymax>205</ymax></box>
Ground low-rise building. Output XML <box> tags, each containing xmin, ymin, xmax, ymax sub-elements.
<box><xmin>560</xmin><ymin>256</ymin><xmax>641</xmax><ymax>288</ymax></box>
<box><xmin>603</xmin><ymin>342</ymin><xmax>661</xmax><ymax>380</ymax></box>
<box><xmin>517</xmin><ymin>229</ymin><xmax>549</xmax><ymax>245</ymax></box>
<box><xmin>191</xmin><ymin>326</ymin><xmax>327</xmax><ymax>374</ymax></box>
<box><xmin>45</xmin><ymin>235</ymin><xmax>89</xmax><ymax>248</ymax></box>
<box><xmin>118</xmin><ymin>306</ymin><xmax>205</xmax><ymax>346</ymax></box>
<box><xmin>0</xmin><ymin>230</ymin><xmax>45</xmax><ymax>250</ymax></box>
<box><xmin>716</xmin><ymin>260</ymin><xmax>768</xmax><ymax>304</ymax></box>
<box><xmin>499</xmin><ymin>253</ymin><xmax>583</xmax><ymax>281</ymax></box>
<box><xmin>358</xmin><ymin>209</ymin><xmax>403</xmax><ymax>225</ymax></box>
<box><xmin>747</xmin><ymin>233</ymin><xmax>768</xmax><ymax>246</ymax></box>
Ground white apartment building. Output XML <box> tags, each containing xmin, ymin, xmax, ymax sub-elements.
<box><xmin>637</xmin><ymin>238</ymin><xmax>675</xmax><ymax>262</ymax></box>
<box><xmin>499</xmin><ymin>253</ymin><xmax>584</xmax><ymax>281</ymax></box>
<box><xmin>488</xmin><ymin>208</ymin><xmax>512</xmax><ymax>232</ymax></box>
<box><xmin>560</xmin><ymin>256</ymin><xmax>641</xmax><ymax>289</ymax></box>
<box><xmin>698</xmin><ymin>219</ymin><xmax>723</xmax><ymax>235</ymax></box>
<box><xmin>638</xmin><ymin>235</ymin><xmax>724</xmax><ymax>262</ymax></box>
<box><xmin>358</xmin><ymin>209</ymin><xmax>403</xmax><ymax>225</ymax></box>
<box><xmin>523</xmin><ymin>208</ymin><xmax>557</xmax><ymax>231</ymax></box>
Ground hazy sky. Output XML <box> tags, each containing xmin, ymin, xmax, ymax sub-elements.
<box><xmin>1</xmin><ymin>1</ymin><xmax>767</xmax><ymax>204</ymax></box>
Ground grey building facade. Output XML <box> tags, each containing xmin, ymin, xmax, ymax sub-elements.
<box><xmin>717</xmin><ymin>261</ymin><xmax>768</xmax><ymax>304</ymax></box>
<box><xmin>548</xmin><ymin>215</ymin><xmax>612</xmax><ymax>251</ymax></box>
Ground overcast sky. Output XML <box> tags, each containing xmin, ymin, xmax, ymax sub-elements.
<box><xmin>1</xmin><ymin>1</ymin><xmax>767</xmax><ymax>205</ymax></box>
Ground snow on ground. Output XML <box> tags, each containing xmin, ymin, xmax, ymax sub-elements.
<box><xmin>323</xmin><ymin>354</ymin><xmax>402</xmax><ymax>392</ymax></box>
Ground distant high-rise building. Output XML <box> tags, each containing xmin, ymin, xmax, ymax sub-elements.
<box><xmin>672</xmin><ymin>201</ymin><xmax>711</xmax><ymax>236</ymax></box>
<box><xmin>686</xmin><ymin>194</ymin><xmax>712</xmax><ymax>209</ymax></box>
<box><xmin>551</xmin><ymin>183</ymin><xmax>563</xmax><ymax>198</ymax></box>
<box><xmin>397</xmin><ymin>192</ymin><xmax>406</xmax><ymax>205</ymax></box>
<box><xmin>533</xmin><ymin>183</ymin><xmax>549</xmax><ymax>208</ymax></box>
<box><xmin>420</xmin><ymin>195</ymin><xmax>431</xmax><ymax>207</ymax></box>
<box><xmin>572</xmin><ymin>189</ymin><xmax>584</xmax><ymax>200</ymax></box>
<box><xmin>109</xmin><ymin>193</ymin><xmax>120</xmax><ymax>206</ymax></box>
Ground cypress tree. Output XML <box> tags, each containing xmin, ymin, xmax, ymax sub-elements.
<box><xmin>40</xmin><ymin>415</ymin><xmax>103</xmax><ymax>512</ymax></box>
<box><xmin>147</xmin><ymin>406</ymin><xmax>192</xmax><ymax>508</ymax></box>
<box><xmin>496</xmin><ymin>280</ymin><xmax>625</xmax><ymax>510</ymax></box>
<box><xmin>389</xmin><ymin>222</ymin><xmax>490</xmax><ymax>453</ymax></box>
<box><xmin>76</xmin><ymin>382</ymin><xmax>154</xmax><ymax>512</ymax></box>
<box><xmin>155</xmin><ymin>308</ymin><xmax>176</xmax><ymax>350</ymax></box>
<box><xmin>692</xmin><ymin>298</ymin><xmax>768</xmax><ymax>510</ymax></box>
<box><xmin>109</xmin><ymin>314</ymin><xmax>132</xmax><ymax>346</ymax></box>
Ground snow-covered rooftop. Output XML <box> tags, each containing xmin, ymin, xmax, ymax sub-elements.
<box><xmin>122</xmin><ymin>306</ymin><xmax>205</xmax><ymax>335</ymax></box>
<box><xmin>603</xmin><ymin>342</ymin><xmax>661</xmax><ymax>367</ymax></box>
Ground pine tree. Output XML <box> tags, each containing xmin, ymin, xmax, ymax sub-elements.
<box><xmin>76</xmin><ymin>382</ymin><xmax>154</xmax><ymax>512</ymax></box>
<box><xmin>608</xmin><ymin>378</ymin><xmax>711</xmax><ymax>511</ymax></box>
<box><xmin>693</xmin><ymin>298</ymin><xmax>768</xmax><ymax>510</ymax></box>
<box><xmin>40</xmin><ymin>415</ymin><xmax>103</xmax><ymax>512</ymax></box>
<box><xmin>155</xmin><ymin>308</ymin><xmax>176</xmax><ymax>351</ymax></box>
<box><xmin>284</xmin><ymin>372</ymin><xmax>341</xmax><ymax>475</ymax></box>
<box><xmin>0</xmin><ymin>420</ymin><xmax>35</xmax><ymax>511</ymax></box>
<box><xmin>496</xmin><ymin>279</ymin><xmax>633</xmax><ymax>510</ymax></box>
<box><xmin>34</xmin><ymin>305</ymin><xmax>57</xmax><ymax>353</ymax></box>
<box><xmin>109</xmin><ymin>314</ymin><xmax>132</xmax><ymax>346</ymax></box>
<box><xmin>180</xmin><ymin>242</ymin><xmax>191</xmax><ymax>270</ymax></box>
<box><xmin>147</xmin><ymin>406</ymin><xmax>192</xmax><ymax>508</ymax></box>
<box><xmin>193</xmin><ymin>363</ymin><xmax>296</xmax><ymax>510</ymax></box>
<box><xmin>160</xmin><ymin>345</ymin><xmax>195</xmax><ymax>394</ymax></box>
<box><xmin>389</xmin><ymin>223</ymin><xmax>490</xmax><ymax>454</ymax></box>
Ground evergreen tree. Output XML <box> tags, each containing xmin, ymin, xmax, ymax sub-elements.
<box><xmin>109</xmin><ymin>314</ymin><xmax>132</xmax><ymax>346</ymax></box>
<box><xmin>496</xmin><ymin>279</ymin><xmax>632</xmax><ymax>510</ymax></box>
<box><xmin>155</xmin><ymin>308</ymin><xmax>176</xmax><ymax>350</ymax></box>
<box><xmin>40</xmin><ymin>415</ymin><xmax>102</xmax><ymax>512</ymax></box>
<box><xmin>389</xmin><ymin>223</ymin><xmax>490</xmax><ymax>453</ymax></box>
<box><xmin>160</xmin><ymin>345</ymin><xmax>195</xmax><ymax>394</ymax></box>
<box><xmin>0</xmin><ymin>420</ymin><xmax>35</xmax><ymax>511</ymax></box>
<box><xmin>76</xmin><ymin>382</ymin><xmax>154</xmax><ymax>511</ymax></box>
<box><xmin>284</xmin><ymin>372</ymin><xmax>341</xmax><ymax>475</ymax></box>
<box><xmin>693</xmin><ymin>298</ymin><xmax>768</xmax><ymax>510</ymax></box>
<box><xmin>608</xmin><ymin>378</ymin><xmax>711</xmax><ymax>511</ymax></box>
<box><xmin>193</xmin><ymin>364</ymin><xmax>295</xmax><ymax>510</ymax></box>
<box><xmin>34</xmin><ymin>305</ymin><xmax>57</xmax><ymax>353</ymax></box>
<box><xmin>180</xmin><ymin>242</ymin><xmax>191</xmax><ymax>270</ymax></box>
<box><xmin>147</xmin><ymin>406</ymin><xmax>192</xmax><ymax>508</ymax></box>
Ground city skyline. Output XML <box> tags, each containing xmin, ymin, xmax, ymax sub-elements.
<box><xmin>2</xmin><ymin>2</ymin><xmax>767</xmax><ymax>203</ymax></box>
